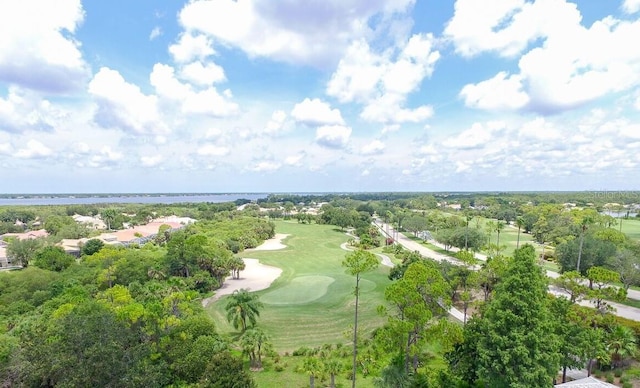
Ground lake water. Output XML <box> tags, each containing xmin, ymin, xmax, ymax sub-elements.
<box><xmin>0</xmin><ymin>193</ymin><xmax>268</xmax><ymax>206</ymax></box>
<box><xmin>601</xmin><ymin>210</ymin><xmax>639</xmax><ymax>218</ymax></box>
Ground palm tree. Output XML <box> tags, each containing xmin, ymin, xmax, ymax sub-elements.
<box><xmin>225</xmin><ymin>289</ymin><xmax>263</xmax><ymax>332</ymax></box>
<box><xmin>325</xmin><ymin>358</ymin><xmax>342</xmax><ymax>388</ymax></box>
<box><xmin>240</xmin><ymin>327</ymin><xmax>270</xmax><ymax>370</ymax></box>
<box><xmin>485</xmin><ymin>220</ymin><xmax>496</xmax><ymax>246</ymax></box>
<box><xmin>147</xmin><ymin>267</ymin><xmax>166</xmax><ymax>280</ymax></box>
<box><xmin>342</xmin><ymin>250</ymin><xmax>379</xmax><ymax>388</ymax></box>
<box><xmin>100</xmin><ymin>208</ymin><xmax>118</xmax><ymax>231</ymax></box>
<box><xmin>608</xmin><ymin>325</ymin><xmax>636</xmax><ymax>368</ymax></box>
<box><xmin>302</xmin><ymin>357</ymin><xmax>324</xmax><ymax>388</ymax></box>
<box><xmin>515</xmin><ymin>216</ymin><xmax>525</xmax><ymax>249</ymax></box>
<box><xmin>374</xmin><ymin>361</ymin><xmax>410</xmax><ymax>388</ymax></box>
<box><xmin>576</xmin><ymin>216</ymin><xmax>594</xmax><ymax>273</ymax></box>
<box><xmin>495</xmin><ymin>221</ymin><xmax>505</xmax><ymax>247</ymax></box>
<box><xmin>229</xmin><ymin>257</ymin><xmax>246</xmax><ymax>279</ymax></box>
<box><xmin>464</xmin><ymin>213</ymin><xmax>473</xmax><ymax>250</ymax></box>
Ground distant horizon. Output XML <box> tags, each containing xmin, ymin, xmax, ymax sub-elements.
<box><xmin>2</xmin><ymin>190</ymin><xmax>640</xmax><ymax>196</ymax></box>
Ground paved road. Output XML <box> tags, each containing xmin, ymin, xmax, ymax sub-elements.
<box><xmin>339</xmin><ymin>242</ymin><xmax>394</xmax><ymax>268</ymax></box>
<box><xmin>350</xmin><ymin>227</ymin><xmax>466</xmax><ymax>321</ymax></box>
<box><xmin>374</xmin><ymin>221</ymin><xmax>640</xmax><ymax>322</ymax></box>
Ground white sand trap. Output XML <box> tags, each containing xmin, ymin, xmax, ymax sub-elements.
<box><xmin>250</xmin><ymin>233</ymin><xmax>290</xmax><ymax>251</ymax></box>
<box><xmin>201</xmin><ymin>258</ymin><xmax>283</xmax><ymax>307</ymax></box>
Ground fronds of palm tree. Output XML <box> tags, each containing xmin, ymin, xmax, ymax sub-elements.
<box><xmin>240</xmin><ymin>327</ymin><xmax>270</xmax><ymax>370</ymax></box>
<box><xmin>225</xmin><ymin>288</ymin><xmax>263</xmax><ymax>332</ymax></box>
<box><xmin>515</xmin><ymin>216</ymin><xmax>525</xmax><ymax>249</ymax></box>
<box><xmin>147</xmin><ymin>267</ymin><xmax>166</xmax><ymax>280</ymax></box>
<box><xmin>324</xmin><ymin>359</ymin><xmax>343</xmax><ymax>388</ymax></box>
<box><xmin>608</xmin><ymin>325</ymin><xmax>637</xmax><ymax>368</ymax></box>
<box><xmin>302</xmin><ymin>357</ymin><xmax>324</xmax><ymax>388</ymax></box>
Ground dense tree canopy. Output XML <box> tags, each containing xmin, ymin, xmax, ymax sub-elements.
<box><xmin>557</xmin><ymin>235</ymin><xmax>617</xmax><ymax>274</ymax></box>
<box><xmin>458</xmin><ymin>245</ymin><xmax>560</xmax><ymax>387</ymax></box>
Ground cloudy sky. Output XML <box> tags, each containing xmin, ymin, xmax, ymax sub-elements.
<box><xmin>1</xmin><ymin>0</ymin><xmax>639</xmax><ymax>193</ymax></box>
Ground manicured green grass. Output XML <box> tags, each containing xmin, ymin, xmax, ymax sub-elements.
<box><xmin>539</xmin><ymin>260</ymin><xmax>561</xmax><ymax>273</ymax></box>
<box><xmin>260</xmin><ymin>275</ymin><xmax>336</xmax><ymax>305</ymax></box>
<box><xmin>206</xmin><ymin>221</ymin><xmax>391</xmax><ymax>353</ymax></box>
<box><xmin>619</xmin><ymin>218</ymin><xmax>640</xmax><ymax>241</ymax></box>
<box><xmin>473</xmin><ymin>216</ymin><xmax>537</xmax><ymax>257</ymax></box>
<box><xmin>424</xmin><ymin>242</ymin><xmax>456</xmax><ymax>256</ymax></box>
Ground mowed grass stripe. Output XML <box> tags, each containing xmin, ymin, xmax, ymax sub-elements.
<box><xmin>260</xmin><ymin>276</ymin><xmax>335</xmax><ymax>305</ymax></box>
<box><xmin>206</xmin><ymin>221</ymin><xmax>391</xmax><ymax>352</ymax></box>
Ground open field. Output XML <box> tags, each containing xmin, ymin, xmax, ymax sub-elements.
<box><xmin>620</xmin><ymin>218</ymin><xmax>640</xmax><ymax>241</ymax></box>
<box><xmin>206</xmin><ymin>221</ymin><xmax>392</xmax><ymax>387</ymax></box>
<box><xmin>472</xmin><ymin>216</ymin><xmax>537</xmax><ymax>257</ymax></box>
<box><xmin>206</xmin><ymin>220</ymin><xmax>391</xmax><ymax>352</ymax></box>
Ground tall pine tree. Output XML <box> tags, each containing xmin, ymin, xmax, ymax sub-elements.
<box><xmin>475</xmin><ymin>244</ymin><xmax>560</xmax><ymax>387</ymax></box>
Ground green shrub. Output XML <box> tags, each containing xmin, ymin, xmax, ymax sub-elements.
<box><xmin>614</xmin><ymin>315</ymin><xmax>640</xmax><ymax>341</ymax></box>
<box><xmin>614</xmin><ymin>369</ymin><xmax>623</xmax><ymax>378</ymax></box>
<box><xmin>292</xmin><ymin>346</ymin><xmax>311</xmax><ymax>356</ymax></box>
<box><xmin>622</xmin><ymin>382</ymin><xmax>632</xmax><ymax>388</ymax></box>
<box><xmin>625</xmin><ymin>366</ymin><xmax>640</xmax><ymax>378</ymax></box>
<box><xmin>606</xmin><ymin>373</ymin><xmax>615</xmax><ymax>383</ymax></box>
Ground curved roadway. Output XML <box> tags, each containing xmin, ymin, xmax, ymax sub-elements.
<box><xmin>373</xmin><ymin>220</ymin><xmax>640</xmax><ymax>322</ymax></box>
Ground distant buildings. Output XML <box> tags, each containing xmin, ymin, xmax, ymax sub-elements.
<box><xmin>0</xmin><ymin>215</ymin><xmax>196</xmax><ymax>267</ymax></box>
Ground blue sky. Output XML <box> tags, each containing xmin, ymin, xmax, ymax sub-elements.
<box><xmin>1</xmin><ymin>0</ymin><xmax>639</xmax><ymax>193</ymax></box>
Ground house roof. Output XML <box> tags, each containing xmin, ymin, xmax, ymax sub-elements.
<box><xmin>555</xmin><ymin>377</ymin><xmax>618</xmax><ymax>387</ymax></box>
<box><xmin>1</xmin><ymin>229</ymin><xmax>49</xmax><ymax>240</ymax></box>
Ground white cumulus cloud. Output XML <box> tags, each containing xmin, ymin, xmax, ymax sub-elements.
<box><xmin>89</xmin><ymin>146</ymin><xmax>123</xmax><ymax>168</ymax></box>
<box><xmin>518</xmin><ymin>117</ymin><xmax>562</xmax><ymax>140</ymax></box>
<box><xmin>169</xmin><ymin>33</ymin><xmax>215</xmax><ymax>63</ymax></box>
<box><xmin>360</xmin><ymin>140</ymin><xmax>385</xmax><ymax>155</ymax></box>
<box><xmin>89</xmin><ymin>67</ymin><xmax>169</xmax><ymax>135</ymax></box>
<box><xmin>0</xmin><ymin>88</ymin><xmax>60</xmax><ymax>133</ymax></box>
<box><xmin>0</xmin><ymin>0</ymin><xmax>89</xmax><ymax>93</ymax></box>
<box><xmin>315</xmin><ymin>125</ymin><xmax>352</xmax><ymax>149</ymax></box>
<box><xmin>327</xmin><ymin>34</ymin><xmax>439</xmax><ymax>124</ymax></box>
<box><xmin>149</xmin><ymin>27</ymin><xmax>162</xmax><ymax>41</ymax></box>
<box><xmin>15</xmin><ymin>139</ymin><xmax>53</xmax><ymax>159</ymax></box>
<box><xmin>291</xmin><ymin>98</ymin><xmax>345</xmax><ymax>126</ymax></box>
<box><xmin>197</xmin><ymin>144</ymin><xmax>229</xmax><ymax>157</ymax></box>
<box><xmin>249</xmin><ymin>160</ymin><xmax>281</xmax><ymax>172</ymax></box>
<box><xmin>284</xmin><ymin>152</ymin><xmax>305</xmax><ymax>166</ymax></box>
<box><xmin>442</xmin><ymin>122</ymin><xmax>500</xmax><ymax>150</ymax></box>
<box><xmin>150</xmin><ymin>63</ymin><xmax>239</xmax><ymax>117</ymax></box>
<box><xmin>180</xmin><ymin>61</ymin><xmax>226</xmax><ymax>85</ymax></box>
<box><xmin>449</xmin><ymin>0</ymin><xmax>640</xmax><ymax>114</ymax></box>
<box><xmin>623</xmin><ymin>0</ymin><xmax>640</xmax><ymax>14</ymax></box>
<box><xmin>140</xmin><ymin>155</ymin><xmax>163</xmax><ymax>167</ymax></box>
<box><xmin>460</xmin><ymin>71</ymin><xmax>529</xmax><ymax>110</ymax></box>
<box><xmin>264</xmin><ymin>110</ymin><xmax>287</xmax><ymax>135</ymax></box>
<box><xmin>177</xmin><ymin>0</ymin><xmax>414</xmax><ymax>67</ymax></box>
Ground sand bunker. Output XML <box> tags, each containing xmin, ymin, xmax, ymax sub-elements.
<box><xmin>249</xmin><ymin>233</ymin><xmax>290</xmax><ymax>251</ymax></box>
<box><xmin>201</xmin><ymin>258</ymin><xmax>282</xmax><ymax>307</ymax></box>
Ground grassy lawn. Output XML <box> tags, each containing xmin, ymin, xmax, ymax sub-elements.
<box><xmin>473</xmin><ymin>216</ymin><xmax>537</xmax><ymax>257</ymax></box>
<box><xmin>620</xmin><ymin>218</ymin><xmax>640</xmax><ymax>241</ymax></box>
<box><xmin>207</xmin><ymin>221</ymin><xmax>391</xmax><ymax>351</ymax></box>
<box><xmin>539</xmin><ymin>260</ymin><xmax>560</xmax><ymax>273</ymax></box>
<box><xmin>206</xmin><ymin>221</ymin><xmax>392</xmax><ymax>387</ymax></box>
